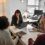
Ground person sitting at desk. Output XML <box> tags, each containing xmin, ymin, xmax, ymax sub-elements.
<box><xmin>11</xmin><ymin>9</ymin><xmax>23</xmax><ymax>28</ymax></box>
<box><xmin>39</xmin><ymin>13</ymin><xmax>45</xmax><ymax>32</ymax></box>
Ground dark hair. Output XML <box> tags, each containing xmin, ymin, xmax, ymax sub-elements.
<box><xmin>14</xmin><ymin>9</ymin><xmax>22</xmax><ymax>20</ymax></box>
<box><xmin>15</xmin><ymin>10</ymin><xmax>21</xmax><ymax>16</ymax></box>
<box><xmin>28</xmin><ymin>38</ymin><xmax>34</xmax><ymax>45</ymax></box>
<box><xmin>34</xmin><ymin>34</ymin><xmax>45</xmax><ymax>45</ymax></box>
<box><xmin>11</xmin><ymin>9</ymin><xmax>23</xmax><ymax>27</ymax></box>
<box><xmin>0</xmin><ymin>16</ymin><xmax>9</xmax><ymax>30</ymax></box>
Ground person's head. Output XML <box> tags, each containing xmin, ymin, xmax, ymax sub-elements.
<box><xmin>0</xmin><ymin>16</ymin><xmax>9</xmax><ymax>30</ymax></box>
<box><xmin>28</xmin><ymin>38</ymin><xmax>34</xmax><ymax>45</ymax></box>
<box><xmin>34</xmin><ymin>34</ymin><xmax>45</xmax><ymax>45</ymax></box>
<box><xmin>14</xmin><ymin>9</ymin><xmax>22</xmax><ymax>19</ymax></box>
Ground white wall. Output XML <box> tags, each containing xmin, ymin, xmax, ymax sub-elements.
<box><xmin>6</xmin><ymin>0</ymin><xmax>27</xmax><ymax>23</ymax></box>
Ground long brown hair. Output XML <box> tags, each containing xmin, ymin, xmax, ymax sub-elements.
<box><xmin>11</xmin><ymin>9</ymin><xmax>23</xmax><ymax>27</ymax></box>
<box><xmin>14</xmin><ymin>10</ymin><xmax>21</xmax><ymax>16</ymax></box>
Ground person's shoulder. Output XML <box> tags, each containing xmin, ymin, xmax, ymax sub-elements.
<box><xmin>12</xmin><ymin>15</ymin><xmax>15</xmax><ymax>20</ymax></box>
<box><xmin>0</xmin><ymin>30</ymin><xmax>9</xmax><ymax>37</ymax></box>
<box><xmin>0</xmin><ymin>30</ymin><xmax>14</xmax><ymax>45</ymax></box>
<box><xmin>12</xmin><ymin>15</ymin><xmax>15</xmax><ymax>18</ymax></box>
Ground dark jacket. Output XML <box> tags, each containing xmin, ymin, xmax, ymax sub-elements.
<box><xmin>11</xmin><ymin>15</ymin><xmax>23</xmax><ymax>28</ymax></box>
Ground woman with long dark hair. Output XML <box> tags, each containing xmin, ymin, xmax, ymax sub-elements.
<box><xmin>11</xmin><ymin>9</ymin><xmax>23</xmax><ymax>28</ymax></box>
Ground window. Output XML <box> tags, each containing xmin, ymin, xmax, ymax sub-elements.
<box><xmin>27</xmin><ymin>0</ymin><xmax>39</xmax><ymax>16</ymax></box>
<box><xmin>28</xmin><ymin>0</ymin><xmax>35</xmax><ymax>5</ymax></box>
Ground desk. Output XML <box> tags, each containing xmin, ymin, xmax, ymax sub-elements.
<box><xmin>23</xmin><ymin>19</ymin><xmax>38</xmax><ymax>22</ymax></box>
<box><xmin>9</xmin><ymin>26</ymin><xmax>43</xmax><ymax>45</ymax></box>
<box><xmin>9</xmin><ymin>26</ymin><xmax>22</xmax><ymax>34</ymax></box>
